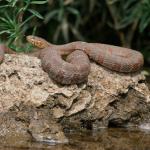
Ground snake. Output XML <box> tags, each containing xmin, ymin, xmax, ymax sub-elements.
<box><xmin>0</xmin><ymin>44</ymin><xmax>16</xmax><ymax>64</ymax></box>
<box><xmin>0</xmin><ymin>36</ymin><xmax>144</xmax><ymax>84</ymax></box>
<box><xmin>26</xmin><ymin>35</ymin><xmax>144</xmax><ymax>84</ymax></box>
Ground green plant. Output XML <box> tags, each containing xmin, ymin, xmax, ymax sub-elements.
<box><xmin>44</xmin><ymin>0</ymin><xmax>83</xmax><ymax>43</ymax></box>
<box><xmin>105</xmin><ymin>0</ymin><xmax>150</xmax><ymax>47</ymax></box>
<box><xmin>105</xmin><ymin>0</ymin><xmax>150</xmax><ymax>64</ymax></box>
<box><xmin>0</xmin><ymin>0</ymin><xmax>47</xmax><ymax>52</ymax></box>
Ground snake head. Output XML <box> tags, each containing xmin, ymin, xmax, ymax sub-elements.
<box><xmin>26</xmin><ymin>35</ymin><xmax>50</xmax><ymax>49</ymax></box>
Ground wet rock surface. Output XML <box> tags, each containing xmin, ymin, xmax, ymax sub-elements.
<box><xmin>0</xmin><ymin>54</ymin><xmax>150</xmax><ymax>144</ymax></box>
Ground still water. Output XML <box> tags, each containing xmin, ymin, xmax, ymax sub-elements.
<box><xmin>1</xmin><ymin>75</ymin><xmax>150</xmax><ymax>150</ymax></box>
<box><xmin>0</xmin><ymin>128</ymin><xmax>150</xmax><ymax>150</ymax></box>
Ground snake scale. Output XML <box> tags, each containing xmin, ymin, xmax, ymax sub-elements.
<box><xmin>0</xmin><ymin>36</ymin><xmax>144</xmax><ymax>84</ymax></box>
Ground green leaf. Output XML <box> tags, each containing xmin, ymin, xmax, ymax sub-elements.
<box><xmin>70</xmin><ymin>24</ymin><xmax>84</xmax><ymax>40</ymax></box>
<box><xmin>57</xmin><ymin>8</ymin><xmax>64</xmax><ymax>22</ymax></box>
<box><xmin>44</xmin><ymin>10</ymin><xmax>59</xmax><ymax>23</ymax></box>
<box><xmin>19</xmin><ymin>15</ymin><xmax>35</xmax><ymax>27</ymax></box>
<box><xmin>106</xmin><ymin>0</ymin><xmax>119</xmax><ymax>5</ymax></box>
<box><xmin>61</xmin><ymin>18</ymin><xmax>69</xmax><ymax>42</ymax></box>
<box><xmin>30</xmin><ymin>1</ymin><xmax>47</xmax><ymax>4</ymax></box>
<box><xmin>0</xmin><ymin>17</ymin><xmax>10</xmax><ymax>24</ymax></box>
<box><xmin>0</xmin><ymin>5</ymin><xmax>10</xmax><ymax>9</ymax></box>
<box><xmin>67</xmin><ymin>7</ymin><xmax>80</xmax><ymax>16</ymax></box>
<box><xmin>139</xmin><ymin>12</ymin><xmax>150</xmax><ymax>32</ymax></box>
<box><xmin>0</xmin><ymin>30</ymin><xmax>12</xmax><ymax>35</ymax></box>
<box><xmin>32</xmin><ymin>26</ymin><xmax>37</xmax><ymax>35</ymax></box>
<box><xmin>28</xmin><ymin>9</ymin><xmax>44</xmax><ymax>19</ymax></box>
<box><xmin>12</xmin><ymin>0</ymin><xmax>18</xmax><ymax>7</ymax></box>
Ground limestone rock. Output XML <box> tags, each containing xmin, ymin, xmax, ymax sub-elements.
<box><xmin>0</xmin><ymin>54</ymin><xmax>149</xmax><ymax>144</ymax></box>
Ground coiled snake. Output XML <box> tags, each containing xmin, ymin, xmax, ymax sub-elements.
<box><xmin>0</xmin><ymin>36</ymin><xmax>144</xmax><ymax>84</ymax></box>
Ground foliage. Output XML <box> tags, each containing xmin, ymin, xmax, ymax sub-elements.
<box><xmin>104</xmin><ymin>0</ymin><xmax>150</xmax><ymax>64</ymax></box>
<box><xmin>44</xmin><ymin>0</ymin><xmax>104</xmax><ymax>43</ymax></box>
<box><xmin>44</xmin><ymin>0</ymin><xmax>83</xmax><ymax>42</ymax></box>
<box><xmin>0</xmin><ymin>0</ymin><xmax>47</xmax><ymax>52</ymax></box>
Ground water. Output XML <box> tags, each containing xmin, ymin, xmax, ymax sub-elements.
<box><xmin>0</xmin><ymin>128</ymin><xmax>150</xmax><ymax>150</ymax></box>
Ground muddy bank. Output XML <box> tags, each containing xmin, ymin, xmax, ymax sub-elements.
<box><xmin>0</xmin><ymin>54</ymin><xmax>149</xmax><ymax>144</ymax></box>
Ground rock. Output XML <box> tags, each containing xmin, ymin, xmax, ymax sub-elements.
<box><xmin>28</xmin><ymin>109</ymin><xmax>68</xmax><ymax>143</ymax></box>
<box><xmin>0</xmin><ymin>54</ymin><xmax>149</xmax><ymax>144</ymax></box>
<box><xmin>0</xmin><ymin>111</ymin><xmax>31</xmax><ymax>147</ymax></box>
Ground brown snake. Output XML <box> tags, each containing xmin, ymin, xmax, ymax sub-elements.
<box><xmin>0</xmin><ymin>44</ymin><xmax>16</xmax><ymax>63</ymax></box>
<box><xmin>0</xmin><ymin>36</ymin><xmax>144</xmax><ymax>85</ymax></box>
<box><xmin>26</xmin><ymin>35</ymin><xmax>144</xmax><ymax>84</ymax></box>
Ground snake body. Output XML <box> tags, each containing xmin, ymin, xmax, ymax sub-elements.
<box><xmin>26</xmin><ymin>35</ymin><xmax>144</xmax><ymax>84</ymax></box>
<box><xmin>0</xmin><ymin>44</ymin><xmax>16</xmax><ymax>64</ymax></box>
<box><xmin>0</xmin><ymin>36</ymin><xmax>144</xmax><ymax>85</ymax></box>
<box><xmin>0</xmin><ymin>45</ymin><xmax>5</xmax><ymax>64</ymax></box>
<box><xmin>27</xmin><ymin>36</ymin><xmax>91</xmax><ymax>84</ymax></box>
<box><xmin>40</xmin><ymin>48</ymin><xmax>90</xmax><ymax>84</ymax></box>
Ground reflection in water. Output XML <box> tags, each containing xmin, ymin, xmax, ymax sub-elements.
<box><xmin>139</xmin><ymin>122</ymin><xmax>150</xmax><ymax>131</ymax></box>
<box><xmin>0</xmin><ymin>128</ymin><xmax>150</xmax><ymax>150</ymax></box>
